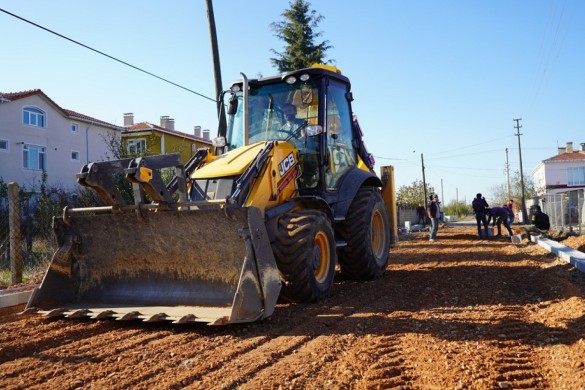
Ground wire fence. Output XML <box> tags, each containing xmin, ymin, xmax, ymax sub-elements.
<box><xmin>541</xmin><ymin>189</ymin><xmax>585</xmax><ymax>235</ymax></box>
<box><xmin>1</xmin><ymin>183</ymin><xmax>59</xmax><ymax>286</ymax></box>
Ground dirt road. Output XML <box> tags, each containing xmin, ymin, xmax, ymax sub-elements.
<box><xmin>1</xmin><ymin>225</ymin><xmax>584</xmax><ymax>389</ymax></box>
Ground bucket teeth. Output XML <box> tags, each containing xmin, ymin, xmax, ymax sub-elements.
<box><xmin>91</xmin><ymin>310</ymin><xmax>115</xmax><ymax>320</ymax></box>
<box><xmin>144</xmin><ymin>313</ymin><xmax>168</xmax><ymax>322</ymax></box>
<box><xmin>67</xmin><ymin>309</ymin><xmax>91</xmax><ymax>319</ymax></box>
<box><xmin>174</xmin><ymin>314</ymin><xmax>197</xmax><ymax>324</ymax></box>
<box><xmin>117</xmin><ymin>311</ymin><xmax>141</xmax><ymax>321</ymax></box>
<box><xmin>46</xmin><ymin>308</ymin><xmax>67</xmax><ymax>317</ymax></box>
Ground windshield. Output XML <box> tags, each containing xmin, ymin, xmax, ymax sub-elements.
<box><xmin>225</xmin><ymin>78</ymin><xmax>320</xmax><ymax>150</ymax></box>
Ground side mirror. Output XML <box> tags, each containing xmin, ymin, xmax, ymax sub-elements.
<box><xmin>227</xmin><ymin>94</ymin><xmax>238</xmax><ymax>115</ymax></box>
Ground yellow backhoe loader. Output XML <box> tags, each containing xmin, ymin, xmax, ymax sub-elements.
<box><xmin>25</xmin><ymin>65</ymin><xmax>396</xmax><ymax>325</ymax></box>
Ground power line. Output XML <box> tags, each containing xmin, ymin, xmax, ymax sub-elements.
<box><xmin>0</xmin><ymin>7</ymin><xmax>217</xmax><ymax>103</ymax></box>
<box><xmin>424</xmin><ymin>135</ymin><xmax>515</xmax><ymax>157</ymax></box>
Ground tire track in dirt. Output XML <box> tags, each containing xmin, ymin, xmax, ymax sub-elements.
<box><xmin>85</xmin><ymin>329</ymin><xmax>224</xmax><ymax>389</ymax></box>
<box><xmin>136</xmin><ymin>306</ymin><xmax>355</xmax><ymax>387</ymax></box>
<box><xmin>489</xmin><ymin>306</ymin><xmax>547</xmax><ymax>389</ymax></box>
<box><xmin>0</xmin><ymin>296</ymin><xmax>327</xmax><ymax>389</ymax></box>
<box><xmin>186</xmin><ymin>276</ymin><xmax>421</xmax><ymax>389</ymax></box>
<box><xmin>0</xmin><ymin>322</ymin><xmax>162</xmax><ymax>389</ymax></box>
<box><xmin>96</xmin><ymin>284</ymin><xmax>357</xmax><ymax>388</ymax></box>
<box><xmin>236</xmin><ymin>282</ymin><xmax>423</xmax><ymax>389</ymax></box>
<box><xmin>0</xmin><ymin>317</ymin><xmax>119</xmax><ymax>364</ymax></box>
<box><xmin>112</xmin><ymin>278</ymin><xmax>394</xmax><ymax>389</ymax></box>
<box><xmin>341</xmin><ymin>327</ymin><xmax>416</xmax><ymax>389</ymax></box>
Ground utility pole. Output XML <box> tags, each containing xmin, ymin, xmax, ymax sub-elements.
<box><xmin>440</xmin><ymin>178</ymin><xmax>444</xmax><ymax>207</ymax></box>
<box><xmin>421</xmin><ymin>153</ymin><xmax>428</xmax><ymax>206</ymax></box>
<box><xmin>514</xmin><ymin>118</ymin><xmax>528</xmax><ymax>223</ymax></box>
<box><xmin>505</xmin><ymin>148</ymin><xmax>511</xmax><ymax>200</ymax></box>
<box><xmin>206</xmin><ymin>0</ymin><xmax>227</xmax><ymax>136</ymax></box>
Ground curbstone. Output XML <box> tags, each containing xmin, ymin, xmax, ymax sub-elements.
<box><xmin>0</xmin><ymin>287</ymin><xmax>33</xmax><ymax>309</ymax></box>
<box><xmin>533</xmin><ymin>236</ymin><xmax>585</xmax><ymax>273</ymax></box>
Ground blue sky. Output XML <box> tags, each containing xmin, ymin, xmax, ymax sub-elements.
<box><xmin>1</xmin><ymin>1</ymin><xmax>583</xmax><ymax>205</ymax></box>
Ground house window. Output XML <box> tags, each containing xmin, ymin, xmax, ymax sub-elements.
<box><xmin>127</xmin><ymin>138</ymin><xmax>146</xmax><ymax>155</ymax></box>
<box><xmin>71</xmin><ymin>150</ymin><xmax>80</xmax><ymax>161</ymax></box>
<box><xmin>71</xmin><ymin>123</ymin><xmax>79</xmax><ymax>134</ymax></box>
<box><xmin>0</xmin><ymin>139</ymin><xmax>8</xmax><ymax>152</ymax></box>
<box><xmin>567</xmin><ymin>167</ymin><xmax>585</xmax><ymax>186</ymax></box>
<box><xmin>23</xmin><ymin>107</ymin><xmax>46</xmax><ymax>128</ymax></box>
<box><xmin>23</xmin><ymin>144</ymin><xmax>46</xmax><ymax>170</ymax></box>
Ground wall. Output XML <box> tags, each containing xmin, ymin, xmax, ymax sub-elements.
<box><xmin>0</xmin><ymin>95</ymin><xmax>120</xmax><ymax>191</ymax></box>
<box><xmin>397</xmin><ymin>206</ymin><xmax>418</xmax><ymax>228</ymax></box>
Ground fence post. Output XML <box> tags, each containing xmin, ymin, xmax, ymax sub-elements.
<box><xmin>8</xmin><ymin>182</ymin><xmax>23</xmax><ymax>284</ymax></box>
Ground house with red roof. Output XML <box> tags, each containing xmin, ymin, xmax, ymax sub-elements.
<box><xmin>533</xmin><ymin>141</ymin><xmax>585</xmax><ymax>196</ymax></box>
<box><xmin>122</xmin><ymin>113</ymin><xmax>212</xmax><ymax>163</ymax></box>
<box><xmin>0</xmin><ymin>89</ymin><xmax>123</xmax><ymax>191</ymax></box>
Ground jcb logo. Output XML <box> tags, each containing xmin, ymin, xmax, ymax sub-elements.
<box><xmin>278</xmin><ymin>153</ymin><xmax>295</xmax><ymax>177</ymax></box>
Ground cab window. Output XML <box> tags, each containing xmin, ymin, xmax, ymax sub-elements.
<box><xmin>325</xmin><ymin>80</ymin><xmax>356</xmax><ymax>190</ymax></box>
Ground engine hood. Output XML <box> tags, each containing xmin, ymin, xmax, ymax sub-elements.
<box><xmin>191</xmin><ymin>142</ymin><xmax>266</xmax><ymax>179</ymax></box>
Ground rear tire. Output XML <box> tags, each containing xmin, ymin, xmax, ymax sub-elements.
<box><xmin>336</xmin><ymin>187</ymin><xmax>390</xmax><ymax>279</ymax></box>
<box><xmin>273</xmin><ymin>210</ymin><xmax>336</xmax><ymax>303</ymax></box>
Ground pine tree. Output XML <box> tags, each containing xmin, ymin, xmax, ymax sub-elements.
<box><xmin>270</xmin><ymin>0</ymin><xmax>333</xmax><ymax>72</ymax></box>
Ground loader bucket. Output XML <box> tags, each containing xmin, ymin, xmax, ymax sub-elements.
<box><xmin>25</xmin><ymin>206</ymin><xmax>281</xmax><ymax>325</ymax></box>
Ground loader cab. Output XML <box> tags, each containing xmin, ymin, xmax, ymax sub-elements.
<box><xmin>224</xmin><ymin>65</ymin><xmax>360</xmax><ymax>193</ymax></box>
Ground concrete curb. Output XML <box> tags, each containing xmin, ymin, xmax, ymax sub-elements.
<box><xmin>532</xmin><ymin>236</ymin><xmax>585</xmax><ymax>273</ymax></box>
<box><xmin>0</xmin><ymin>287</ymin><xmax>33</xmax><ymax>309</ymax></box>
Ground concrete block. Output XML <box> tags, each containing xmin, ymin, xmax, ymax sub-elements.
<box><xmin>534</xmin><ymin>236</ymin><xmax>585</xmax><ymax>273</ymax></box>
<box><xmin>0</xmin><ymin>288</ymin><xmax>32</xmax><ymax>309</ymax></box>
<box><xmin>511</xmin><ymin>234</ymin><xmax>523</xmax><ymax>244</ymax></box>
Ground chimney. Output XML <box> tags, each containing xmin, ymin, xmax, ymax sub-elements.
<box><xmin>558</xmin><ymin>146</ymin><xmax>566</xmax><ymax>155</ymax></box>
<box><xmin>159</xmin><ymin>116</ymin><xmax>175</xmax><ymax>131</ymax></box>
<box><xmin>123</xmin><ymin>113</ymin><xmax>134</xmax><ymax>127</ymax></box>
<box><xmin>581</xmin><ymin>143</ymin><xmax>585</xmax><ymax>152</ymax></box>
<box><xmin>203</xmin><ymin>129</ymin><xmax>210</xmax><ymax>140</ymax></box>
<box><xmin>566</xmin><ymin>142</ymin><xmax>573</xmax><ymax>153</ymax></box>
<box><xmin>194</xmin><ymin>126</ymin><xmax>202</xmax><ymax>138</ymax></box>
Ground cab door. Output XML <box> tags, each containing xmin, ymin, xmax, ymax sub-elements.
<box><xmin>325</xmin><ymin>79</ymin><xmax>356</xmax><ymax>190</ymax></box>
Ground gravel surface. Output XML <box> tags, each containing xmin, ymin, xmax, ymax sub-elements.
<box><xmin>1</xmin><ymin>225</ymin><xmax>584</xmax><ymax>389</ymax></box>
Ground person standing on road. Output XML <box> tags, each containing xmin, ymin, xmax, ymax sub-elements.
<box><xmin>488</xmin><ymin>207</ymin><xmax>514</xmax><ymax>237</ymax></box>
<box><xmin>427</xmin><ymin>194</ymin><xmax>441</xmax><ymax>241</ymax></box>
<box><xmin>472</xmin><ymin>193</ymin><xmax>489</xmax><ymax>238</ymax></box>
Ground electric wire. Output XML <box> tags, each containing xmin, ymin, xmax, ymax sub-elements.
<box><xmin>0</xmin><ymin>8</ymin><xmax>217</xmax><ymax>103</ymax></box>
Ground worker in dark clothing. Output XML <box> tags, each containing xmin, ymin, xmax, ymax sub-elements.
<box><xmin>532</xmin><ymin>206</ymin><xmax>550</xmax><ymax>230</ymax></box>
<box><xmin>472</xmin><ymin>193</ymin><xmax>489</xmax><ymax>238</ymax></box>
<box><xmin>416</xmin><ymin>204</ymin><xmax>426</xmax><ymax>226</ymax></box>
<box><xmin>503</xmin><ymin>199</ymin><xmax>515</xmax><ymax>225</ymax></box>
<box><xmin>525</xmin><ymin>205</ymin><xmax>550</xmax><ymax>242</ymax></box>
<box><xmin>487</xmin><ymin>207</ymin><xmax>514</xmax><ymax>237</ymax></box>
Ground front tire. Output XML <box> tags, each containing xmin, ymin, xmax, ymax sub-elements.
<box><xmin>273</xmin><ymin>210</ymin><xmax>336</xmax><ymax>303</ymax></box>
<box><xmin>336</xmin><ymin>187</ymin><xmax>390</xmax><ymax>279</ymax></box>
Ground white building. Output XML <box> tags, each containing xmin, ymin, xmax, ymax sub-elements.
<box><xmin>0</xmin><ymin>89</ymin><xmax>122</xmax><ymax>192</ymax></box>
<box><xmin>533</xmin><ymin>141</ymin><xmax>585</xmax><ymax>196</ymax></box>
